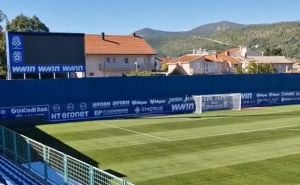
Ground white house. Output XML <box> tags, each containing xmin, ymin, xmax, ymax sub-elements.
<box><xmin>167</xmin><ymin>54</ymin><xmax>228</xmax><ymax>75</ymax></box>
<box><xmin>218</xmin><ymin>47</ymin><xmax>295</xmax><ymax>73</ymax></box>
<box><xmin>244</xmin><ymin>56</ymin><xmax>294</xmax><ymax>73</ymax></box>
<box><xmin>85</xmin><ymin>33</ymin><xmax>157</xmax><ymax>77</ymax></box>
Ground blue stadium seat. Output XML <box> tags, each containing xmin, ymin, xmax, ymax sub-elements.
<box><xmin>0</xmin><ymin>155</ymin><xmax>44</xmax><ymax>185</ymax></box>
<box><xmin>0</xmin><ymin>174</ymin><xmax>9</xmax><ymax>185</ymax></box>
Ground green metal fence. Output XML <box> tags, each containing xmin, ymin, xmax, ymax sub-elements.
<box><xmin>0</xmin><ymin>126</ymin><xmax>134</xmax><ymax>185</ymax></box>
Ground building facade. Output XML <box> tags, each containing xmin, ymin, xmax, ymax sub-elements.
<box><xmin>167</xmin><ymin>55</ymin><xmax>228</xmax><ymax>75</ymax></box>
<box><xmin>85</xmin><ymin>33</ymin><xmax>157</xmax><ymax>77</ymax></box>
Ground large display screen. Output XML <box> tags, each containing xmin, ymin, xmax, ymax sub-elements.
<box><xmin>8</xmin><ymin>32</ymin><xmax>86</xmax><ymax>73</ymax></box>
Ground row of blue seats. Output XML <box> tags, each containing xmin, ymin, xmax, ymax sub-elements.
<box><xmin>0</xmin><ymin>155</ymin><xmax>44</xmax><ymax>185</ymax></box>
<box><xmin>0</xmin><ymin>174</ymin><xmax>10</xmax><ymax>185</ymax></box>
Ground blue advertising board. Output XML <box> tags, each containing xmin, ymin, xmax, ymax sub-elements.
<box><xmin>1</xmin><ymin>74</ymin><xmax>300</xmax><ymax>128</ymax></box>
<box><xmin>0</xmin><ymin>97</ymin><xmax>195</xmax><ymax>123</ymax></box>
<box><xmin>7</xmin><ymin>32</ymin><xmax>86</xmax><ymax>74</ymax></box>
<box><xmin>1</xmin><ymin>90</ymin><xmax>300</xmax><ymax>124</ymax></box>
<box><xmin>241</xmin><ymin>91</ymin><xmax>300</xmax><ymax>107</ymax></box>
<box><xmin>48</xmin><ymin>96</ymin><xmax>195</xmax><ymax>122</ymax></box>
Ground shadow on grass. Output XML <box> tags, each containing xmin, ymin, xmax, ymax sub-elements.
<box><xmin>16</xmin><ymin>126</ymin><xmax>99</xmax><ymax>167</ymax></box>
<box><xmin>105</xmin><ymin>169</ymin><xmax>127</xmax><ymax>178</ymax></box>
<box><xmin>16</xmin><ymin>126</ymin><xmax>129</xmax><ymax>178</ymax></box>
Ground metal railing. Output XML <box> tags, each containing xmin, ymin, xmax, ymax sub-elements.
<box><xmin>0</xmin><ymin>126</ymin><xmax>134</xmax><ymax>185</ymax></box>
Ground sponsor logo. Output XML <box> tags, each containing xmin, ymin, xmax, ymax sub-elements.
<box><xmin>269</xmin><ymin>92</ymin><xmax>280</xmax><ymax>97</ymax></box>
<box><xmin>62</xmin><ymin>65</ymin><xmax>84</xmax><ymax>72</ymax></box>
<box><xmin>79</xmin><ymin>103</ymin><xmax>87</xmax><ymax>111</ymax></box>
<box><xmin>94</xmin><ymin>108</ymin><xmax>128</xmax><ymax>116</ymax></box>
<box><xmin>281</xmin><ymin>91</ymin><xmax>295</xmax><ymax>97</ymax></box>
<box><xmin>131</xmin><ymin>100</ymin><xmax>148</xmax><ymax>106</ymax></box>
<box><xmin>0</xmin><ymin>110</ymin><xmax>6</xmax><ymax>115</ymax></box>
<box><xmin>66</xmin><ymin>103</ymin><xmax>75</xmax><ymax>111</ymax></box>
<box><xmin>10</xmin><ymin>106</ymin><xmax>48</xmax><ymax>114</ymax></box>
<box><xmin>112</xmin><ymin>100</ymin><xmax>130</xmax><ymax>107</ymax></box>
<box><xmin>150</xmin><ymin>99</ymin><xmax>166</xmax><ymax>105</ymax></box>
<box><xmin>50</xmin><ymin>111</ymin><xmax>89</xmax><ymax>120</ymax></box>
<box><xmin>92</xmin><ymin>102</ymin><xmax>111</xmax><ymax>109</ymax></box>
<box><xmin>168</xmin><ymin>97</ymin><xmax>183</xmax><ymax>103</ymax></box>
<box><xmin>38</xmin><ymin>66</ymin><xmax>60</xmax><ymax>72</ymax></box>
<box><xmin>11</xmin><ymin>65</ymin><xmax>85</xmax><ymax>73</ymax></box>
<box><xmin>52</xmin><ymin>104</ymin><xmax>61</xmax><ymax>112</ymax></box>
<box><xmin>141</xmin><ymin>106</ymin><xmax>163</xmax><ymax>113</ymax></box>
<box><xmin>256</xmin><ymin>93</ymin><xmax>268</xmax><ymax>98</ymax></box>
<box><xmin>203</xmin><ymin>96</ymin><xmax>226</xmax><ymax>102</ymax></box>
<box><xmin>184</xmin><ymin>96</ymin><xmax>193</xmax><ymax>102</ymax></box>
<box><xmin>171</xmin><ymin>103</ymin><xmax>194</xmax><ymax>112</ymax></box>
<box><xmin>241</xmin><ymin>93</ymin><xmax>253</xmax><ymax>100</ymax></box>
<box><xmin>134</xmin><ymin>106</ymin><xmax>164</xmax><ymax>114</ymax></box>
<box><xmin>11</xmin><ymin>66</ymin><xmax>36</xmax><ymax>73</ymax></box>
<box><xmin>12</xmin><ymin>51</ymin><xmax>23</xmax><ymax>63</ymax></box>
<box><xmin>135</xmin><ymin>107</ymin><xmax>141</xmax><ymax>114</ymax></box>
<box><xmin>281</xmin><ymin>97</ymin><xmax>300</xmax><ymax>102</ymax></box>
<box><xmin>11</xmin><ymin>36</ymin><xmax>22</xmax><ymax>48</ymax></box>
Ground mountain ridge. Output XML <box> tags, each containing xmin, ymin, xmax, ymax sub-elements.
<box><xmin>135</xmin><ymin>20</ymin><xmax>300</xmax><ymax>58</ymax></box>
<box><xmin>135</xmin><ymin>20</ymin><xmax>299</xmax><ymax>38</ymax></box>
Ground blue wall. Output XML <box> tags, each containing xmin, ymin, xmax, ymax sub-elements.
<box><xmin>1</xmin><ymin>74</ymin><xmax>300</xmax><ymax>128</ymax></box>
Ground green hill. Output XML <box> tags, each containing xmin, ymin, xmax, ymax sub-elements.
<box><xmin>136</xmin><ymin>21</ymin><xmax>300</xmax><ymax>58</ymax></box>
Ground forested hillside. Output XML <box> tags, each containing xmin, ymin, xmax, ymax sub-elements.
<box><xmin>136</xmin><ymin>21</ymin><xmax>300</xmax><ymax>58</ymax></box>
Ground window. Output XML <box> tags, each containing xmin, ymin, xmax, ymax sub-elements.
<box><xmin>124</xmin><ymin>58</ymin><xmax>129</xmax><ymax>64</ymax></box>
<box><xmin>106</xmin><ymin>57</ymin><xmax>110</xmax><ymax>63</ymax></box>
<box><xmin>113</xmin><ymin>58</ymin><xmax>116</xmax><ymax>63</ymax></box>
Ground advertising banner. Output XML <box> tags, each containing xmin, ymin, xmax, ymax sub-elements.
<box><xmin>0</xmin><ymin>105</ymin><xmax>49</xmax><ymax>119</ymax></box>
<box><xmin>1</xmin><ymin>91</ymin><xmax>300</xmax><ymax>123</ymax></box>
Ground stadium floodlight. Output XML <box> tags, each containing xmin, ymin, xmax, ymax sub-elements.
<box><xmin>193</xmin><ymin>93</ymin><xmax>242</xmax><ymax>114</ymax></box>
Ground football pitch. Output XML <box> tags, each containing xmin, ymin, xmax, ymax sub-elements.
<box><xmin>22</xmin><ymin>105</ymin><xmax>300</xmax><ymax>185</ymax></box>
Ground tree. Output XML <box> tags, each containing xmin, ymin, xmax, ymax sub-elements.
<box><xmin>264</xmin><ymin>47</ymin><xmax>283</xmax><ymax>56</ymax></box>
<box><xmin>127</xmin><ymin>71</ymin><xmax>152</xmax><ymax>77</ymax></box>
<box><xmin>246</xmin><ymin>61</ymin><xmax>277</xmax><ymax>74</ymax></box>
<box><xmin>234</xmin><ymin>65</ymin><xmax>244</xmax><ymax>74</ymax></box>
<box><xmin>0</xmin><ymin>10</ymin><xmax>8</xmax><ymax>32</ymax></box>
<box><xmin>0</xmin><ymin>13</ymin><xmax>49</xmax><ymax>77</ymax></box>
<box><xmin>161</xmin><ymin>63</ymin><xmax>168</xmax><ymax>72</ymax></box>
<box><xmin>6</xmin><ymin>14</ymin><xmax>49</xmax><ymax>32</ymax></box>
<box><xmin>0</xmin><ymin>10</ymin><xmax>8</xmax><ymax>77</ymax></box>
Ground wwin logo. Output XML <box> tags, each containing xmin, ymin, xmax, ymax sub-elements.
<box><xmin>11</xmin><ymin>36</ymin><xmax>22</xmax><ymax>49</ymax></box>
<box><xmin>171</xmin><ymin>103</ymin><xmax>194</xmax><ymax>112</ymax></box>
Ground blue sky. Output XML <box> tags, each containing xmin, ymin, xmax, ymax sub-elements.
<box><xmin>1</xmin><ymin>0</ymin><xmax>300</xmax><ymax>34</ymax></box>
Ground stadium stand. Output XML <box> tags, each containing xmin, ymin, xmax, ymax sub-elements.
<box><xmin>0</xmin><ymin>126</ymin><xmax>134</xmax><ymax>185</ymax></box>
<box><xmin>0</xmin><ymin>155</ymin><xmax>44</xmax><ymax>185</ymax></box>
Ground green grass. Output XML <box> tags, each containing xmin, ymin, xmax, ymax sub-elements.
<box><xmin>22</xmin><ymin>106</ymin><xmax>300</xmax><ymax>185</ymax></box>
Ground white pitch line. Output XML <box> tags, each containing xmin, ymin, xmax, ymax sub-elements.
<box><xmin>172</xmin><ymin>124</ymin><xmax>300</xmax><ymax>142</ymax></box>
<box><xmin>101</xmin><ymin>123</ymin><xmax>172</xmax><ymax>142</ymax></box>
<box><xmin>279</xmin><ymin>129</ymin><xmax>300</xmax><ymax>131</ymax></box>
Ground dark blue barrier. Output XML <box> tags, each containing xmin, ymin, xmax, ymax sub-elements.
<box><xmin>1</xmin><ymin>74</ymin><xmax>300</xmax><ymax>127</ymax></box>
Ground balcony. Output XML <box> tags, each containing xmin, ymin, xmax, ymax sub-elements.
<box><xmin>99</xmin><ymin>62</ymin><xmax>150</xmax><ymax>71</ymax></box>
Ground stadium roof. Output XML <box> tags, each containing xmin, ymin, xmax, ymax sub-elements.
<box><xmin>85</xmin><ymin>34</ymin><xmax>157</xmax><ymax>55</ymax></box>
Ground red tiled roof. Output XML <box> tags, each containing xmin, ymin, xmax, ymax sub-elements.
<box><xmin>217</xmin><ymin>55</ymin><xmax>241</xmax><ymax>64</ymax></box>
<box><xmin>85</xmin><ymin>34</ymin><xmax>157</xmax><ymax>55</ymax></box>
<box><xmin>159</xmin><ymin>57</ymin><xmax>176</xmax><ymax>64</ymax></box>
<box><xmin>203</xmin><ymin>55</ymin><xmax>223</xmax><ymax>62</ymax></box>
<box><xmin>167</xmin><ymin>54</ymin><xmax>241</xmax><ymax>65</ymax></box>
<box><xmin>172</xmin><ymin>55</ymin><xmax>204</xmax><ymax>63</ymax></box>
<box><xmin>218</xmin><ymin>48</ymin><xmax>241</xmax><ymax>57</ymax></box>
